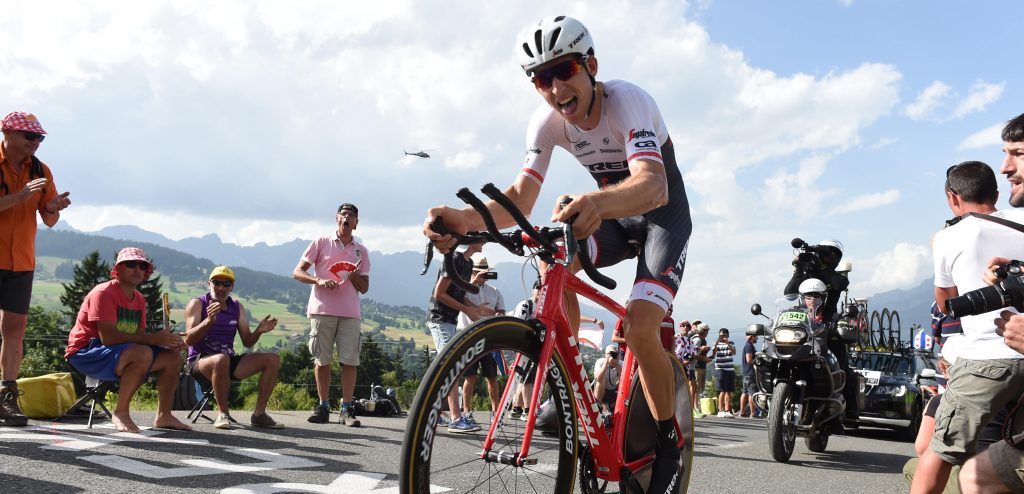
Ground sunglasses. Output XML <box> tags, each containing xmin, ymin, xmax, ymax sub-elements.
<box><xmin>211</xmin><ymin>280</ymin><xmax>234</xmax><ymax>288</ymax></box>
<box><xmin>121</xmin><ymin>260</ymin><xmax>149</xmax><ymax>270</ymax></box>
<box><xmin>21</xmin><ymin>132</ymin><xmax>45</xmax><ymax>142</ymax></box>
<box><xmin>531</xmin><ymin>58</ymin><xmax>586</xmax><ymax>89</ymax></box>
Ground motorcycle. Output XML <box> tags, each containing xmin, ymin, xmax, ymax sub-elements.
<box><xmin>748</xmin><ymin>295</ymin><xmax>856</xmax><ymax>462</ymax></box>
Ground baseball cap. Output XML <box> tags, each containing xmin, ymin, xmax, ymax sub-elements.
<box><xmin>209</xmin><ymin>266</ymin><xmax>235</xmax><ymax>282</ymax></box>
<box><xmin>698</xmin><ymin>323</ymin><xmax>710</xmax><ymax>332</ymax></box>
<box><xmin>1</xmin><ymin>112</ymin><xmax>46</xmax><ymax>134</ymax></box>
<box><xmin>337</xmin><ymin>203</ymin><xmax>358</xmax><ymax>215</ymax></box>
<box><xmin>605</xmin><ymin>344</ymin><xmax>618</xmax><ymax>355</ymax></box>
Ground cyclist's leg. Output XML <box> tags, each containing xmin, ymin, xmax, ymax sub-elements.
<box><xmin>558</xmin><ymin>219</ymin><xmax>636</xmax><ymax>337</ymax></box>
<box><xmin>628</xmin><ymin>206</ymin><xmax>691</xmax><ymax>494</ymax></box>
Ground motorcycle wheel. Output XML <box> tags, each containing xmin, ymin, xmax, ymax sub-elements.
<box><xmin>805</xmin><ymin>430</ymin><xmax>829</xmax><ymax>452</ymax></box>
<box><xmin>767</xmin><ymin>382</ymin><xmax>798</xmax><ymax>463</ymax></box>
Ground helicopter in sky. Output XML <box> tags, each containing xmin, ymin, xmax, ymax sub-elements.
<box><xmin>403</xmin><ymin>150</ymin><xmax>431</xmax><ymax>159</ymax></box>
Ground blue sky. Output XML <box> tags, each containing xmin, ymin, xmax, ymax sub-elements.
<box><xmin>7</xmin><ymin>0</ymin><xmax>1023</xmax><ymax>328</ymax></box>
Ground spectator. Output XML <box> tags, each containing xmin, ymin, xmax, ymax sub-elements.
<box><xmin>674</xmin><ymin>319</ymin><xmax>703</xmax><ymax>418</ymax></box>
<box><xmin>593</xmin><ymin>344</ymin><xmax>622</xmax><ymax>413</ymax></box>
<box><xmin>456</xmin><ymin>256</ymin><xmax>505</xmax><ymax>424</ymax></box>
<box><xmin>0</xmin><ymin>111</ymin><xmax>71</xmax><ymax>426</ymax></box>
<box><xmin>912</xmin><ymin>160</ymin><xmax>1024</xmax><ymax>493</ymax></box>
<box><xmin>293</xmin><ymin>203</ymin><xmax>370</xmax><ymax>427</ymax></box>
<box><xmin>426</xmin><ymin>243</ymin><xmax>485</xmax><ymax>433</ymax></box>
<box><xmin>509</xmin><ymin>278</ymin><xmax>541</xmax><ymax>420</ymax></box>
<box><xmin>713</xmin><ymin>328</ymin><xmax>736</xmax><ymax>418</ymax></box>
<box><xmin>184</xmin><ymin>266</ymin><xmax>283</xmax><ymax>429</ymax></box>
<box><xmin>64</xmin><ymin>247</ymin><xmax>189</xmax><ymax>433</ymax></box>
<box><xmin>659</xmin><ymin>306</ymin><xmax>675</xmax><ymax>350</ymax></box>
<box><xmin>739</xmin><ymin>332</ymin><xmax>759</xmax><ymax>418</ymax></box>
<box><xmin>690</xmin><ymin>323</ymin><xmax>711</xmax><ymax>399</ymax></box>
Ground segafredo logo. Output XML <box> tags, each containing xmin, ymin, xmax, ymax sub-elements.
<box><xmin>627</xmin><ymin>128</ymin><xmax>656</xmax><ymax>142</ymax></box>
<box><xmin>419</xmin><ymin>338</ymin><xmax>487</xmax><ymax>461</ymax></box>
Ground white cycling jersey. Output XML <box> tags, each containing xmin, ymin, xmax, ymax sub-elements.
<box><xmin>520</xmin><ymin>79</ymin><xmax>670</xmax><ymax>190</ymax></box>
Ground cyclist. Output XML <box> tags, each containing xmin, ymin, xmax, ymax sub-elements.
<box><xmin>423</xmin><ymin>15</ymin><xmax>691</xmax><ymax>493</ymax></box>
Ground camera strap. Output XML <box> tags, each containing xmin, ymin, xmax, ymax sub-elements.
<box><xmin>966</xmin><ymin>212</ymin><xmax>1024</xmax><ymax>234</ymax></box>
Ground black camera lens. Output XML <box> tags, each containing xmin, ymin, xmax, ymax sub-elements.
<box><xmin>946</xmin><ymin>285</ymin><xmax>1008</xmax><ymax>319</ymax></box>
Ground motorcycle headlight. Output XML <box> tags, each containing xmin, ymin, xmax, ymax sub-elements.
<box><xmin>774</xmin><ymin>328</ymin><xmax>807</xmax><ymax>344</ymax></box>
<box><xmin>875</xmin><ymin>384</ymin><xmax>907</xmax><ymax>397</ymax></box>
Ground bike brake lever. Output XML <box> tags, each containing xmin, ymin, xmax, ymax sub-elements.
<box><xmin>456</xmin><ymin>187</ymin><xmax>523</xmax><ymax>255</ymax></box>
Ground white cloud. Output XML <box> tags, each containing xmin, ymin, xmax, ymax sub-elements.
<box><xmin>859</xmin><ymin>243</ymin><xmax>932</xmax><ymax>295</ymax></box>
<box><xmin>444</xmin><ymin>151</ymin><xmax>485</xmax><ymax>170</ymax></box>
<box><xmin>827</xmin><ymin>189</ymin><xmax>900</xmax><ymax>216</ymax></box>
<box><xmin>957</xmin><ymin>122</ymin><xmax>1005</xmax><ymax>150</ymax></box>
<box><xmin>871</xmin><ymin>137</ymin><xmax>898</xmax><ymax>150</ymax></box>
<box><xmin>904</xmin><ymin>80</ymin><xmax>1003</xmax><ymax>122</ymax></box>
<box><xmin>904</xmin><ymin>81</ymin><xmax>951</xmax><ymax>121</ymax></box>
<box><xmin>951</xmin><ymin>81</ymin><xmax>1005</xmax><ymax>119</ymax></box>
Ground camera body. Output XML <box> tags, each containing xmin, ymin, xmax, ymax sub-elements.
<box><xmin>791</xmin><ymin>238</ymin><xmax>832</xmax><ymax>275</ymax></box>
<box><xmin>946</xmin><ymin>260</ymin><xmax>1024</xmax><ymax>318</ymax></box>
<box><xmin>482</xmin><ymin>271</ymin><xmax>498</xmax><ymax>280</ymax></box>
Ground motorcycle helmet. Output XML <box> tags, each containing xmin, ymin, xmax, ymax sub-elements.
<box><xmin>516</xmin><ymin>16</ymin><xmax>594</xmax><ymax>74</ymax></box>
<box><xmin>798</xmin><ymin>278</ymin><xmax>827</xmax><ymax>296</ymax></box>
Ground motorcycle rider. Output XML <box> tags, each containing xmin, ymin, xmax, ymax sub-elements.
<box><xmin>785</xmin><ymin>241</ymin><xmax>857</xmax><ymax>422</ymax></box>
<box><xmin>798</xmin><ymin>277</ymin><xmax>858</xmax><ymax>427</ymax></box>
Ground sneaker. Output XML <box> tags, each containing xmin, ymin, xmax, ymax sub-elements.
<box><xmin>722</xmin><ymin>411</ymin><xmax>735</xmax><ymax>418</ymax></box>
<box><xmin>341</xmin><ymin>407</ymin><xmax>361</xmax><ymax>427</ymax></box>
<box><xmin>692</xmin><ymin>409</ymin><xmax>706</xmax><ymax>419</ymax></box>
<box><xmin>739</xmin><ymin>410</ymin><xmax>751</xmax><ymax>418</ymax></box>
<box><xmin>447</xmin><ymin>416</ymin><xmax>481</xmax><ymax>434</ymax></box>
<box><xmin>214</xmin><ymin>413</ymin><xmax>233</xmax><ymax>430</ymax></box>
<box><xmin>251</xmin><ymin>413</ymin><xmax>284</xmax><ymax>429</ymax></box>
<box><xmin>464</xmin><ymin>413</ymin><xmax>479</xmax><ymax>427</ymax></box>
<box><xmin>510</xmin><ymin>407</ymin><xmax>523</xmax><ymax>420</ymax></box>
<box><xmin>307</xmin><ymin>404</ymin><xmax>330</xmax><ymax>424</ymax></box>
<box><xmin>0</xmin><ymin>383</ymin><xmax>28</xmax><ymax>427</ymax></box>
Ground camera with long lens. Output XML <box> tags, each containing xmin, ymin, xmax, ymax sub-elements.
<box><xmin>791</xmin><ymin>238</ymin><xmax>832</xmax><ymax>274</ymax></box>
<box><xmin>946</xmin><ymin>260</ymin><xmax>1024</xmax><ymax>318</ymax></box>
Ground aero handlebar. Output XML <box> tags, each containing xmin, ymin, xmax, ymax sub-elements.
<box><xmin>420</xmin><ymin>184</ymin><xmax>616</xmax><ymax>294</ymax></box>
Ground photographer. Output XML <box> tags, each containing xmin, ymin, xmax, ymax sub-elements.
<box><xmin>593</xmin><ymin>344</ymin><xmax>622</xmax><ymax>413</ymax></box>
<box><xmin>912</xmin><ymin>159</ymin><xmax>1024</xmax><ymax>493</ymax></box>
<box><xmin>783</xmin><ymin>239</ymin><xmax>848</xmax><ymax>322</ymax></box>
<box><xmin>784</xmin><ymin>240</ymin><xmax>856</xmax><ymax>423</ymax></box>
<box><xmin>456</xmin><ymin>257</ymin><xmax>505</xmax><ymax>425</ymax></box>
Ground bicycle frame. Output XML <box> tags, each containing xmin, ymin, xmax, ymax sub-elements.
<box><xmin>480</xmin><ymin>253</ymin><xmax>653</xmax><ymax>483</ymax></box>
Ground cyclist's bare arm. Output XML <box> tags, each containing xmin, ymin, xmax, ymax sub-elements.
<box><xmin>552</xmin><ymin>158</ymin><xmax>668</xmax><ymax>238</ymax></box>
<box><xmin>423</xmin><ymin>175</ymin><xmax>541</xmax><ymax>252</ymax></box>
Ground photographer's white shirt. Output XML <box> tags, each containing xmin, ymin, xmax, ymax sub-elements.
<box><xmin>933</xmin><ymin>209</ymin><xmax>1024</xmax><ymax>360</ymax></box>
<box><xmin>456</xmin><ymin>283</ymin><xmax>506</xmax><ymax>330</ymax></box>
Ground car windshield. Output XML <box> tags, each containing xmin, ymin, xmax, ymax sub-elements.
<box><xmin>853</xmin><ymin>353</ymin><xmax>913</xmax><ymax>376</ymax></box>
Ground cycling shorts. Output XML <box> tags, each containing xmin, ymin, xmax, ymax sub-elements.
<box><xmin>586</xmin><ymin>201</ymin><xmax>691</xmax><ymax>311</ymax></box>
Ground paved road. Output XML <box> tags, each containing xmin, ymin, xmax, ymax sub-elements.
<box><xmin>0</xmin><ymin>411</ymin><xmax>914</xmax><ymax>493</ymax></box>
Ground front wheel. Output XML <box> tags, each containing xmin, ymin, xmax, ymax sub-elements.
<box><xmin>399</xmin><ymin>317</ymin><xmax>579</xmax><ymax>493</ymax></box>
<box><xmin>767</xmin><ymin>382</ymin><xmax>798</xmax><ymax>463</ymax></box>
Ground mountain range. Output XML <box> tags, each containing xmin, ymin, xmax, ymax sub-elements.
<box><xmin>46</xmin><ymin>221</ymin><xmax>937</xmax><ymax>340</ymax></box>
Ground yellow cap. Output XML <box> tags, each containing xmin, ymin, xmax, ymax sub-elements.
<box><xmin>209</xmin><ymin>266</ymin><xmax>235</xmax><ymax>282</ymax></box>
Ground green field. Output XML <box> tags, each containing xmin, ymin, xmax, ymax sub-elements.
<box><xmin>29</xmin><ymin>257</ymin><xmax>435</xmax><ymax>349</ymax></box>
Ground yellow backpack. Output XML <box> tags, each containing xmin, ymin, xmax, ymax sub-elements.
<box><xmin>17</xmin><ymin>372</ymin><xmax>76</xmax><ymax>419</ymax></box>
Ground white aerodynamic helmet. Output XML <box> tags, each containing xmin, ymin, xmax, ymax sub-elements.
<box><xmin>818</xmin><ymin>239</ymin><xmax>844</xmax><ymax>259</ymax></box>
<box><xmin>799</xmin><ymin>278</ymin><xmax>827</xmax><ymax>296</ymax></box>
<box><xmin>516</xmin><ymin>16</ymin><xmax>594</xmax><ymax>74</ymax></box>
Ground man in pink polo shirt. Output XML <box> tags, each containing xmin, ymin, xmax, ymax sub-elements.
<box><xmin>293</xmin><ymin>203</ymin><xmax>370</xmax><ymax>427</ymax></box>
